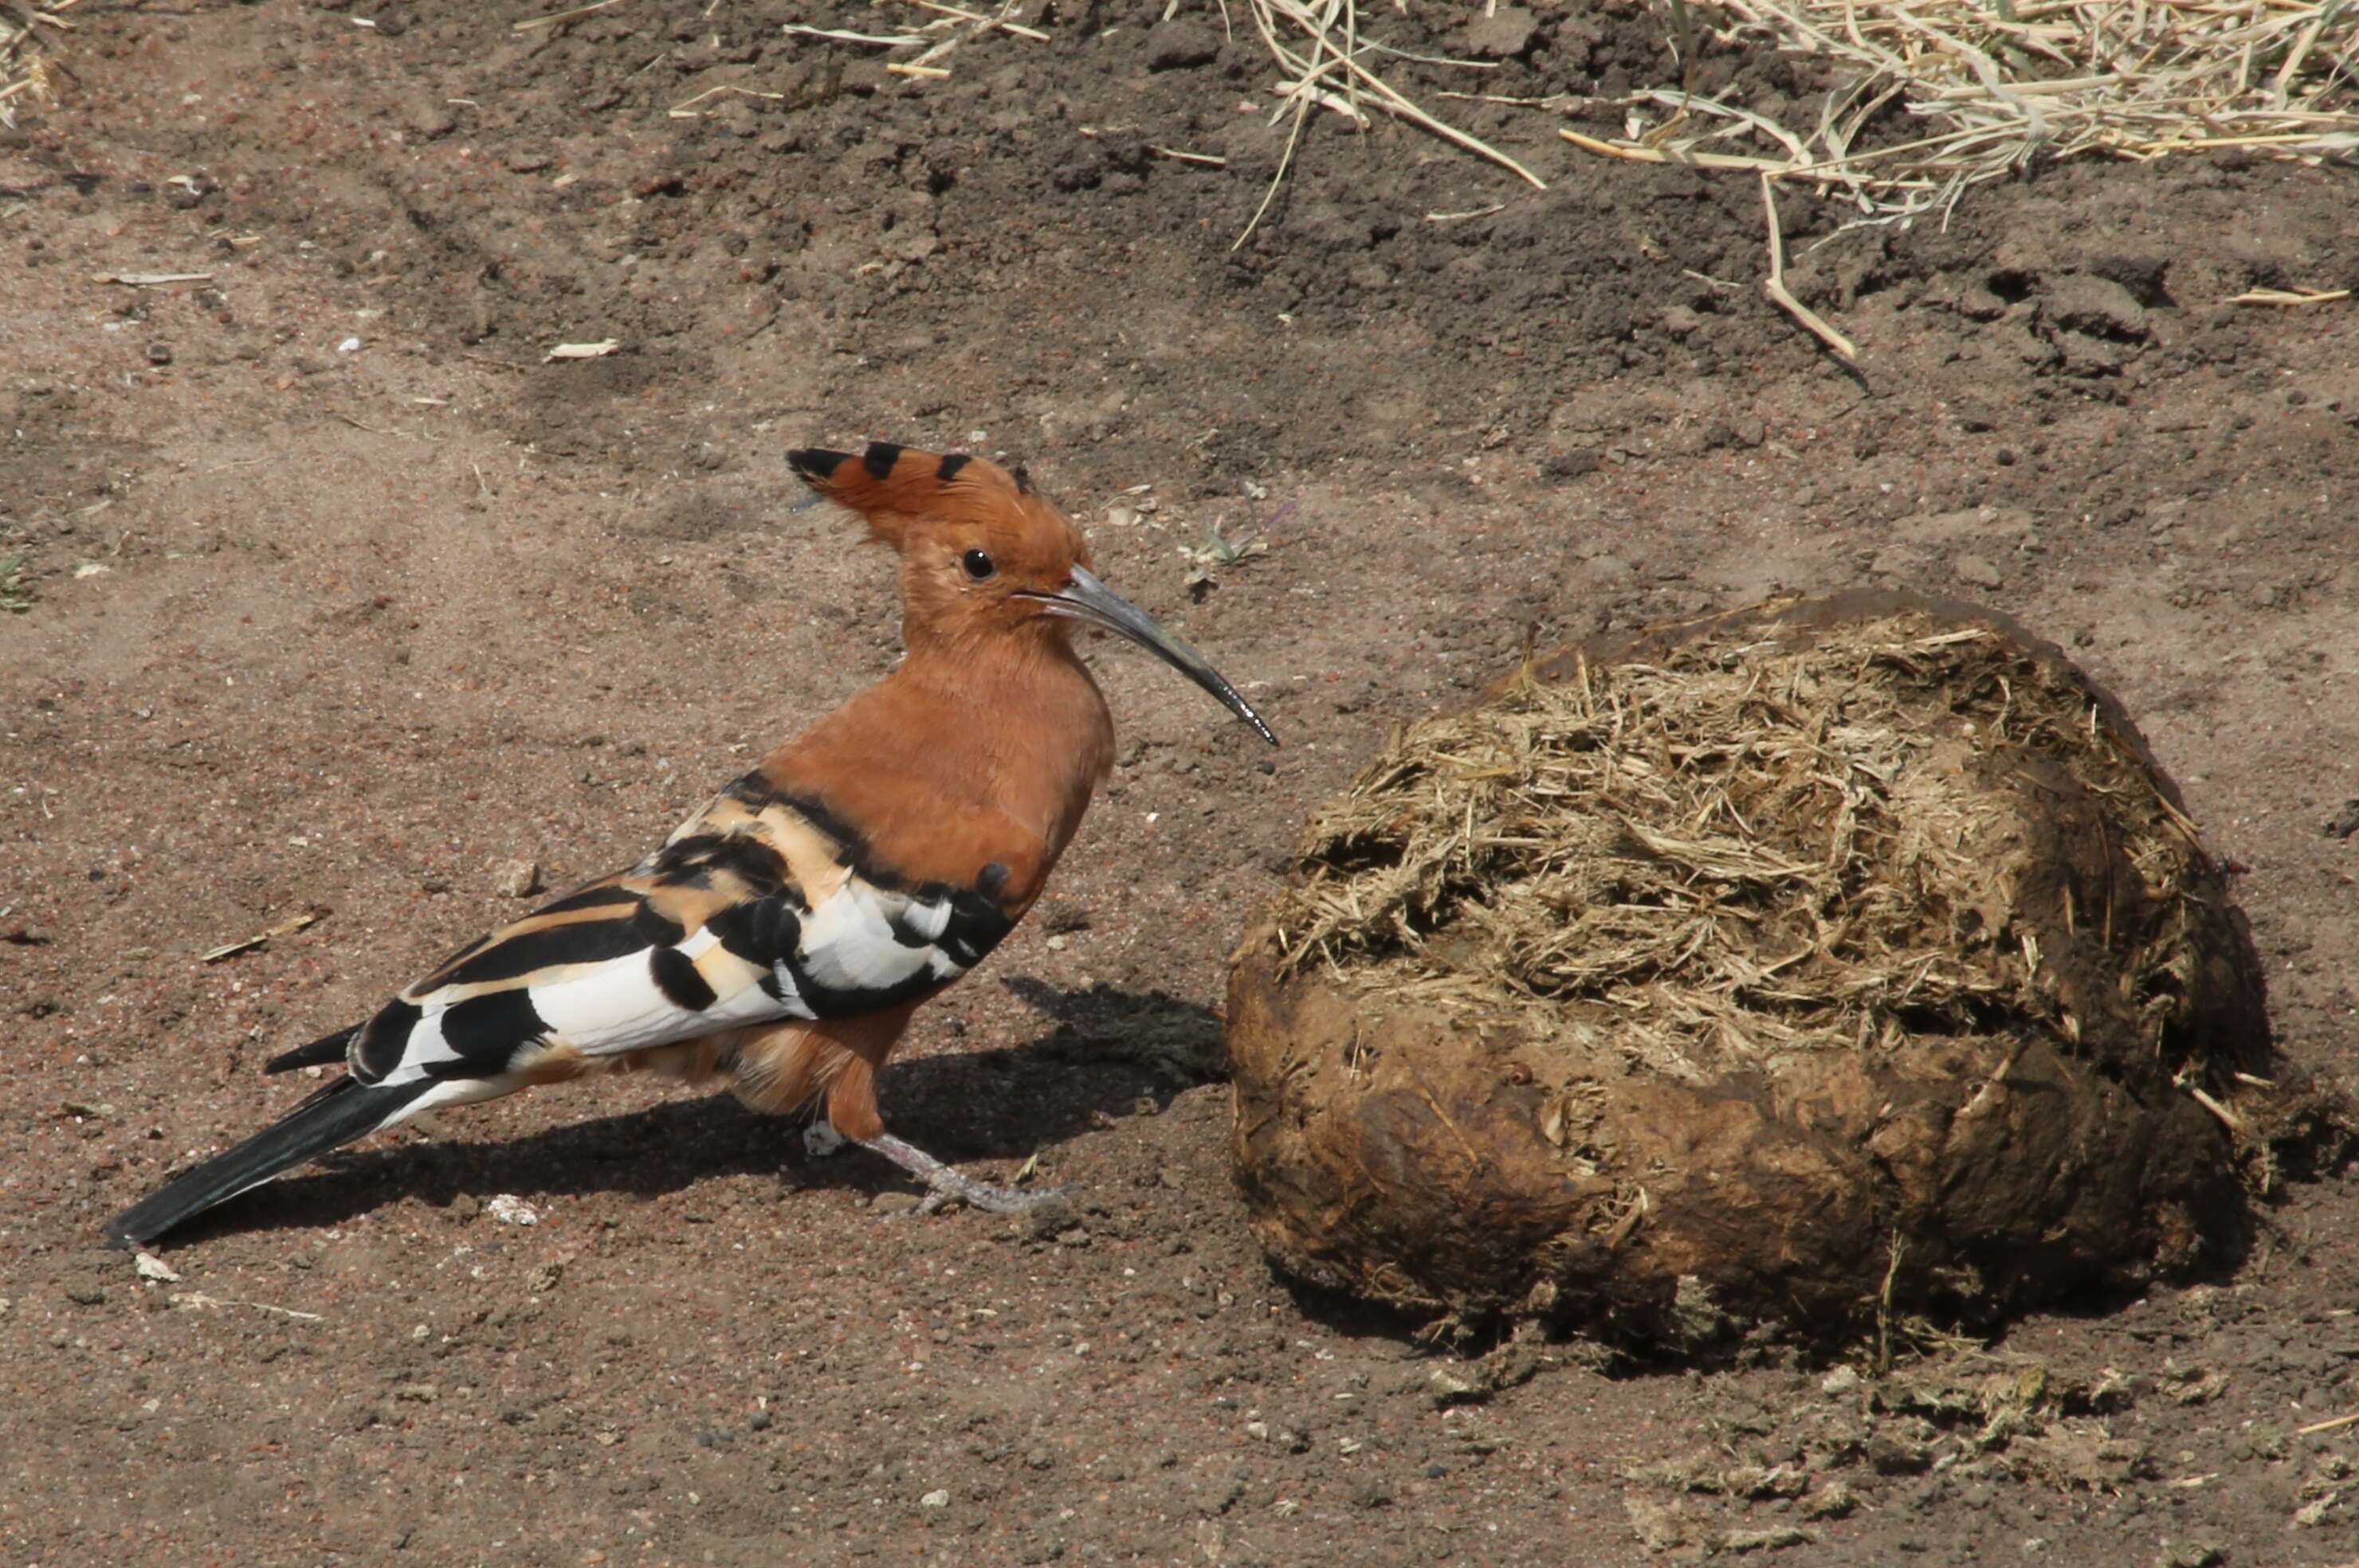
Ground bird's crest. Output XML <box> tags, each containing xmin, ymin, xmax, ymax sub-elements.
<box><xmin>787</xmin><ymin>441</ymin><xmax>1031</xmax><ymax>547</ymax></box>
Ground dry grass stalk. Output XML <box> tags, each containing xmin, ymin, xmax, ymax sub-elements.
<box><xmin>2229</xmin><ymin>285</ymin><xmax>2353</xmax><ymax>304</ymax></box>
<box><xmin>1760</xmin><ymin>172</ymin><xmax>1859</xmax><ymax>362</ymax></box>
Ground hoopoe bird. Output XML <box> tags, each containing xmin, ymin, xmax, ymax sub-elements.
<box><xmin>111</xmin><ymin>442</ymin><xmax>1277</xmax><ymax>1245</ymax></box>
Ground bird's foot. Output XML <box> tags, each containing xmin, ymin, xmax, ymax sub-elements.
<box><xmin>858</xmin><ymin>1132</ymin><xmax>1075</xmax><ymax>1218</ymax></box>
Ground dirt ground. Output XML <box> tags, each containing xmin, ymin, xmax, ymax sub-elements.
<box><xmin>3</xmin><ymin>2</ymin><xmax>2357</xmax><ymax>1564</ymax></box>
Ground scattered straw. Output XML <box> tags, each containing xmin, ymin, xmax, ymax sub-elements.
<box><xmin>1236</xmin><ymin>0</ymin><xmax>1542</xmax><ymax>249</ymax></box>
<box><xmin>1</xmin><ymin>0</ymin><xmax>72</xmax><ymax>121</ymax></box>
<box><xmin>1150</xmin><ymin>143</ymin><xmax>1229</xmax><ymax>166</ymax></box>
<box><xmin>1554</xmin><ymin>0</ymin><xmax>2359</xmax><ymax>359</ymax></box>
<box><xmin>1269</xmin><ymin>614</ymin><xmax>2235</xmax><ymax>1090</ymax></box>
<box><xmin>888</xmin><ymin>0</ymin><xmax>1050</xmax><ymax>42</ymax></box>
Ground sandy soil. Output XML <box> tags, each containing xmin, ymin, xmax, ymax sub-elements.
<box><xmin>2</xmin><ymin>2</ymin><xmax>2356</xmax><ymax>1565</ymax></box>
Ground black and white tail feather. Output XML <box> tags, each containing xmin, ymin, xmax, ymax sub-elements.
<box><xmin>108</xmin><ymin>773</ymin><xmax>1015</xmax><ymax>1246</ymax></box>
<box><xmin>108</xmin><ymin>1075</ymin><xmax>434</xmax><ymax>1247</ymax></box>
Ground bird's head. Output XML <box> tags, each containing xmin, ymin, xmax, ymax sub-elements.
<box><xmin>787</xmin><ymin>441</ymin><xmax>1277</xmax><ymax>746</ymax></box>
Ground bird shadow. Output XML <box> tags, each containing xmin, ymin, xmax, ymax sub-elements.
<box><xmin>141</xmin><ymin>983</ymin><xmax>1225</xmax><ymax>1245</ymax></box>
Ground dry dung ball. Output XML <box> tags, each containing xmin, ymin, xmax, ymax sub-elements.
<box><xmin>1227</xmin><ymin>591</ymin><xmax>2295</xmax><ymax>1348</ymax></box>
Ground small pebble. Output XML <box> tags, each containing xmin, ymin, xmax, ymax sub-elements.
<box><xmin>145</xmin><ymin>342</ymin><xmax>172</xmax><ymax>366</ymax></box>
<box><xmin>1953</xmin><ymin>553</ymin><xmax>2004</xmax><ymax>590</ymax></box>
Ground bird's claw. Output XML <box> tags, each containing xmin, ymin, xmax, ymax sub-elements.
<box><xmin>858</xmin><ymin>1131</ymin><xmax>1076</xmax><ymax>1221</ymax></box>
<box><xmin>915</xmin><ymin>1174</ymin><xmax>1077</xmax><ymax>1218</ymax></box>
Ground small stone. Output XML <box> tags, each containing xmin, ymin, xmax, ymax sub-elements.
<box><xmin>748</xmin><ymin>1409</ymin><xmax>772</xmax><ymax>1431</ymax></box>
<box><xmin>1801</xmin><ymin>1482</ymin><xmax>1856</xmax><ymax>1520</ymax></box>
<box><xmin>1350</xmin><ymin>1477</ymin><xmax>1395</xmax><ymax>1508</ymax></box>
<box><xmin>1143</xmin><ymin>18</ymin><xmax>1220</xmax><ymax>70</ymax></box>
<box><xmin>504</xmin><ymin>150</ymin><xmax>554</xmax><ymax>174</ymax></box>
<box><xmin>1953</xmin><ymin>553</ymin><xmax>2004</xmax><ymax>590</ymax></box>
<box><xmin>1868</xmin><ymin>1432</ymin><xmax>1933</xmax><ymax>1476</ymax></box>
<box><xmin>1721</xmin><ymin>1525</ymin><xmax>1819</xmax><ymax>1553</ymax></box>
<box><xmin>871</xmin><ymin>1191</ymin><xmax>922</xmax><ymax>1215</ymax></box>
<box><xmin>2322</xmin><ymin>799</ymin><xmax>2359</xmax><ymax>839</ymax></box>
<box><xmin>393</xmin><ymin>1382</ymin><xmax>440</xmax><ymax>1403</ymax></box>
<box><xmin>2153</xmin><ymin>1542</ymin><xmax>2224</xmax><ymax>1568</ymax></box>
<box><xmin>1819</xmin><ymin>1366</ymin><xmax>1861</xmax><ymax>1397</ymax></box>
<box><xmin>2044</xmin><ymin>274</ymin><xmax>2149</xmax><ymax>342</ymax></box>
<box><xmin>145</xmin><ymin>342</ymin><xmax>173</xmax><ymax>366</ymax></box>
<box><xmin>448</xmin><ymin>1193</ymin><xmax>481</xmax><ymax>1221</ymax></box>
<box><xmin>1054</xmin><ymin>1227</ymin><xmax>1091</xmax><ymax>1248</ymax></box>
<box><xmin>1427</xmin><ymin>1365</ymin><xmax>1484</xmax><ymax>1408</ymax></box>
<box><xmin>920</xmin><ymin>1488</ymin><xmax>951</xmax><ymax>1509</ymax></box>
<box><xmin>1659</xmin><ymin>305</ymin><xmax>1702</xmax><ymax>339</ymax></box>
<box><xmin>1543</xmin><ymin>446</ymin><xmax>1602</xmax><ymax>480</ymax></box>
<box><xmin>1025</xmin><ymin>1447</ymin><xmax>1054</xmax><ymax>1471</ymax></box>
<box><xmin>1462</xmin><ymin>4</ymin><xmax>1539</xmax><ymax>57</ymax></box>
<box><xmin>485</xmin><ymin>1194</ymin><xmax>540</xmax><ymax>1226</ymax></box>
<box><xmin>405</xmin><ymin>95</ymin><xmax>457</xmax><ymax>139</ymax></box>
<box><xmin>62</xmin><ymin>1279</ymin><xmax>108</xmax><ymax>1307</ymax></box>
<box><xmin>489</xmin><ymin>858</ymin><xmax>542</xmax><ymax>898</ymax></box>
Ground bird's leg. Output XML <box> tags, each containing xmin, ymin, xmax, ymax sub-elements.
<box><xmin>813</xmin><ymin>1027</ymin><xmax>1074</xmax><ymax>1217</ymax></box>
<box><xmin>856</xmin><ymin>1131</ymin><xmax>1074</xmax><ymax>1217</ymax></box>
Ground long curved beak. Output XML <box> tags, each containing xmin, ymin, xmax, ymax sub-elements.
<box><xmin>1019</xmin><ymin>566</ymin><xmax>1279</xmax><ymax>747</ymax></box>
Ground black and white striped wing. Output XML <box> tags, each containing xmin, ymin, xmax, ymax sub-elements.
<box><xmin>338</xmin><ymin>780</ymin><xmax>1016</xmax><ymax>1092</ymax></box>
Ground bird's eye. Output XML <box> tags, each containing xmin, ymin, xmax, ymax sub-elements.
<box><xmin>961</xmin><ymin>549</ymin><xmax>996</xmax><ymax>581</ymax></box>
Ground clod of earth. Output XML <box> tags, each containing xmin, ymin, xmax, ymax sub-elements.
<box><xmin>1227</xmin><ymin>591</ymin><xmax>2322</xmax><ymax>1349</ymax></box>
